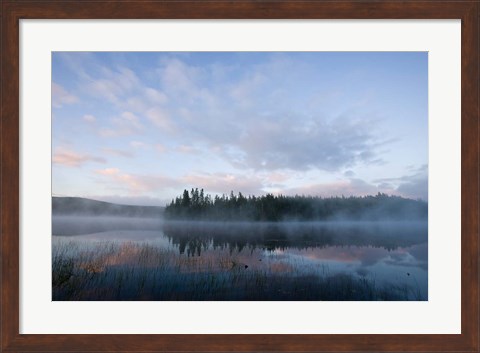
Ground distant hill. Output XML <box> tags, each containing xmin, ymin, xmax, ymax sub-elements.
<box><xmin>52</xmin><ymin>197</ymin><xmax>164</xmax><ymax>218</ymax></box>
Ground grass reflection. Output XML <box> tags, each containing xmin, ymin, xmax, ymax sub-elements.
<box><xmin>53</xmin><ymin>238</ymin><xmax>425</xmax><ymax>301</ymax></box>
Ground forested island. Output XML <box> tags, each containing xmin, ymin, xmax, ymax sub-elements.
<box><xmin>164</xmin><ymin>188</ymin><xmax>428</xmax><ymax>221</ymax></box>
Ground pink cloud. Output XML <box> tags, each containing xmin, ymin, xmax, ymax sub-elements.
<box><xmin>261</xmin><ymin>171</ymin><xmax>291</xmax><ymax>184</ymax></box>
<box><xmin>96</xmin><ymin>168</ymin><xmax>120</xmax><ymax>176</ymax></box>
<box><xmin>83</xmin><ymin>114</ymin><xmax>96</xmax><ymax>123</ymax></box>
<box><xmin>95</xmin><ymin>168</ymin><xmax>180</xmax><ymax>194</ymax></box>
<box><xmin>181</xmin><ymin>173</ymin><xmax>264</xmax><ymax>195</ymax></box>
<box><xmin>155</xmin><ymin>143</ymin><xmax>167</xmax><ymax>153</ymax></box>
<box><xmin>53</xmin><ymin>147</ymin><xmax>106</xmax><ymax>167</ymax></box>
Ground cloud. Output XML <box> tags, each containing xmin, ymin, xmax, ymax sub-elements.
<box><xmin>176</xmin><ymin>145</ymin><xmax>200</xmax><ymax>154</ymax></box>
<box><xmin>158</xmin><ymin>57</ymin><xmax>202</xmax><ymax>96</ymax></box>
<box><xmin>223</xmin><ymin>114</ymin><xmax>387</xmax><ymax>172</ymax></box>
<box><xmin>155</xmin><ymin>143</ymin><xmax>167</xmax><ymax>153</ymax></box>
<box><xmin>396</xmin><ymin>176</ymin><xmax>428</xmax><ymax>201</ymax></box>
<box><xmin>261</xmin><ymin>171</ymin><xmax>291</xmax><ymax>184</ymax></box>
<box><xmin>83</xmin><ymin>114</ymin><xmax>96</xmax><ymax>123</ymax></box>
<box><xmin>95</xmin><ymin>168</ymin><xmax>179</xmax><ymax>194</ymax></box>
<box><xmin>94</xmin><ymin>169</ymin><xmax>264</xmax><ymax>201</ymax></box>
<box><xmin>151</xmin><ymin>59</ymin><xmax>391</xmax><ymax>172</ymax></box>
<box><xmin>60</xmin><ymin>57</ymin><xmax>175</xmax><ymax>138</ymax></box>
<box><xmin>229</xmin><ymin>71</ymin><xmax>266</xmax><ymax>108</ymax></box>
<box><xmin>54</xmin><ymin>53</ymin><xmax>425</xmax><ymax>203</ymax></box>
<box><xmin>283</xmin><ymin>178</ymin><xmax>385</xmax><ymax>198</ymax></box>
<box><xmin>64</xmin><ymin>55</ymin><xmax>392</xmax><ymax>174</ymax></box>
<box><xmin>53</xmin><ymin>147</ymin><xmax>106</xmax><ymax>167</ymax></box>
<box><xmin>145</xmin><ymin>107</ymin><xmax>174</xmax><ymax>131</ymax></box>
<box><xmin>375</xmin><ymin>164</ymin><xmax>428</xmax><ymax>200</ymax></box>
<box><xmin>54</xmin><ymin>52</ymin><xmax>97</xmax><ymax>81</ymax></box>
<box><xmin>157</xmin><ymin>57</ymin><xmax>393</xmax><ymax>174</ymax></box>
<box><xmin>99</xmin><ymin>111</ymin><xmax>143</xmax><ymax>137</ymax></box>
<box><xmin>102</xmin><ymin>148</ymin><xmax>134</xmax><ymax>158</ymax></box>
<box><xmin>280</xmin><ymin>170</ymin><xmax>427</xmax><ymax>201</ymax></box>
<box><xmin>181</xmin><ymin>173</ymin><xmax>264</xmax><ymax>195</ymax></box>
<box><xmin>124</xmin><ymin>97</ymin><xmax>148</xmax><ymax>113</ymax></box>
<box><xmin>52</xmin><ymin>82</ymin><xmax>78</xmax><ymax>108</ymax></box>
<box><xmin>130</xmin><ymin>141</ymin><xmax>148</xmax><ymax>149</ymax></box>
<box><xmin>87</xmin><ymin>67</ymin><xmax>140</xmax><ymax>104</ymax></box>
<box><xmin>71</xmin><ymin>60</ymin><xmax>170</xmax><ymax>119</ymax></box>
<box><xmin>145</xmin><ymin>87</ymin><xmax>168</xmax><ymax>104</ymax></box>
<box><xmin>153</xmin><ymin>57</ymin><xmax>392</xmax><ymax>173</ymax></box>
<box><xmin>96</xmin><ymin>168</ymin><xmax>120</xmax><ymax>175</ymax></box>
<box><xmin>156</xmin><ymin>57</ymin><xmax>218</xmax><ymax>110</ymax></box>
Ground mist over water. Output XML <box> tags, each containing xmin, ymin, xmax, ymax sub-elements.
<box><xmin>52</xmin><ymin>215</ymin><xmax>427</xmax><ymax>300</ymax></box>
<box><xmin>53</xmin><ymin>215</ymin><xmax>164</xmax><ymax>236</ymax></box>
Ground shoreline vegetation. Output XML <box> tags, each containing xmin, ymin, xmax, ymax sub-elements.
<box><xmin>165</xmin><ymin>189</ymin><xmax>427</xmax><ymax>222</ymax></box>
<box><xmin>52</xmin><ymin>239</ymin><xmax>425</xmax><ymax>301</ymax></box>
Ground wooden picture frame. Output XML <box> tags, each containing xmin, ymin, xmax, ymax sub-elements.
<box><xmin>1</xmin><ymin>1</ymin><xmax>478</xmax><ymax>352</ymax></box>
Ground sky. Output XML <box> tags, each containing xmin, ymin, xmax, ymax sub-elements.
<box><xmin>52</xmin><ymin>52</ymin><xmax>428</xmax><ymax>206</ymax></box>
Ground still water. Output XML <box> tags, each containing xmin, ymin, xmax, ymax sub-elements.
<box><xmin>52</xmin><ymin>217</ymin><xmax>427</xmax><ymax>301</ymax></box>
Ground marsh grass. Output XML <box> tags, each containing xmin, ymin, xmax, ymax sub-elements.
<box><xmin>52</xmin><ymin>238</ymin><xmax>423</xmax><ymax>301</ymax></box>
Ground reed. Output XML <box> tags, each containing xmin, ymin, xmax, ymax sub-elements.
<box><xmin>52</xmin><ymin>238</ymin><xmax>424</xmax><ymax>301</ymax></box>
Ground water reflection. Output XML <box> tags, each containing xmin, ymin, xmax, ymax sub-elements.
<box><xmin>52</xmin><ymin>217</ymin><xmax>427</xmax><ymax>300</ymax></box>
<box><xmin>162</xmin><ymin>221</ymin><xmax>427</xmax><ymax>255</ymax></box>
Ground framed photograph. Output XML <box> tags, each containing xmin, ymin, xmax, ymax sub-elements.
<box><xmin>1</xmin><ymin>1</ymin><xmax>478</xmax><ymax>352</ymax></box>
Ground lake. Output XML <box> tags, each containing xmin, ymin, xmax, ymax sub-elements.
<box><xmin>52</xmin><ymin>216</ymin><xmax>427</xmax><ymax>301</ymax></box>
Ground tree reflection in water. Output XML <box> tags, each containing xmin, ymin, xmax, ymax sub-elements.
<box><xmin>162</xmin><ymin>221</ymin><xmax>427</xmax><ymax>257</ymax></box>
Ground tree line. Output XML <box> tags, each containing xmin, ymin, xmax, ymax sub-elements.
<box><xmin>164</xmin><ymin>188</ymin><xmax>428</xmax><ymax>221</ymax></box>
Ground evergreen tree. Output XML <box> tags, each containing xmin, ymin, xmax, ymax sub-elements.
<box><xmin>164</xmin><ymin>189</ymin><xmax>428</xmax><ymax>222</ymax></box>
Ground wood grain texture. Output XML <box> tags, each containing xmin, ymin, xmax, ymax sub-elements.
<box><xmin>460</xmin><ymin>2</ymin><xmax>480</xmax><ymax>351</ymax></box>
<box><xmin>2</xmin><ymin>0</ymin><xmax>478</xmax><ymax>19</ymax></box>
<box><xmin>1</xmin><ymin>1</ymin><xmax>20</xmax><ymax>351</ymax></box>
<box><xmin>1</xmin><ymin>1</ymin><xmax>478</xmax><ymax>352</ymax></box>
